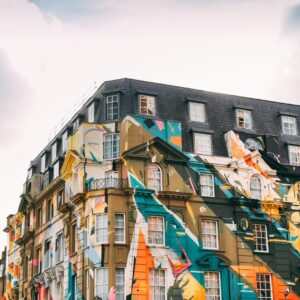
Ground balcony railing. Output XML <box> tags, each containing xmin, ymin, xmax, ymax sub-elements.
<box><xmin>86</xmin><ymin>178</ymin><xmax>128</xmax><ymax>192</ymax></box>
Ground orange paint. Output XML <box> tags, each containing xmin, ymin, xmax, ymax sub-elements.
<box><xmin>170</xmin><ymin>136</ymin><xmax>182</xmax><ymax>148</ymax></box>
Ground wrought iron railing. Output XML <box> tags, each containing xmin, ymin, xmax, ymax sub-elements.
<box><xmin>86</xmin><ymin>178</ymin><xmax>128</xmax><ymax>192</ymax></box>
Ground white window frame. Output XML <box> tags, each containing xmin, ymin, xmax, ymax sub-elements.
<box><xmin>236</xmin><ymin>109</ymin><xmax>252</xmax><ymax>129</ymax></box>
<box><xmin>139</xmin><ymin>94</ymin><xmax>156</xmax><ymax>116</ymax></box>
<box><xmin>106</xmin><ymin>94</ymin><xmax>119</xmax><ymax>121</ymax></box>
<box><xmin>201</xmin><ymin>219</ymin><xmax>219</xmax><ymax>250</ymax></box>
<box><xmin>73</xmin><ymin>118</ymin><xmax>80</xmax><ymax>133</ymax></box>
<box><xmin>44</xmin><ymin>239</ymin><xmax>52</xmax><ymax>270</ymax></box>
<box><xmin>256</xmin><ymin>273</ymin><xmax>273</xmax><ymax>300</ymax></box>
<box><xmin>150</xmin><ymin>269</ymin><xmax>166</xmax><ymax>300</ymax></box>
<box><xmin>55</xmin><ymin>233</ymin><xmax>64</xmax><ymax>264</ymax></box>
<box><xmin>95</xmin><ymin>213</ymin><xmax>108</xmax><ymax>244</ymax></box>
<box><xmin>288</xmin><ymin>145</ymin><xmax>300</xmax><ymax>166</ymax></box>
<box><xmin>85</xmin><ymin>269</ymin><xmax>90</xmax><ymax>300</ymax></box>
<box><xmin>250</xmin><ymin>175</ymin><xmax>263</xmax><ymax>200</ymax></box>
<box><xmin>94</xmin><ymin>267</ymin><xmax>108</xmax><ymax>300</ymax></box>
<box><xmin>189</xmin><ymin>102</ymin><xmax>206</xmax><ymax>122</ymax></box>
<box><xmin>88</xmin><ymin>102</ymin><xmax>95</xmax><ymax>123</ymax></box>
<box><xmin>253</xmin><ymin>224</ymin><xmax>269</xmax><ymax>253</ymax></box>
<box><xmin>147</xmin><ymin>216</ymin><xmax>165</xmax><ymax>246</ymax></box>
<box><xmin>51</xmin><ymin>142</ymin><xmax>57</xmax><ymax>163</ymax></box>
<box><xmin>115</xmin><ymin>213</ymin><xmax>125</xmax><ymax>244</ymax></box>
<box><xmin>200</xmin><ymin>174</ymin><xmax>215</xmax><ymax>197</ymax></box>
<box><xmin>147</xmin><ymin>164</ymin><xmax>162</xmax><ymax>193</ymax></box>
<box><xmin>281</xmin><ymin>115</ymin><xmax>297</xmax><ymax>135</ymax></box>
<box><xmin>53</xmin><ymin>160</ymin><xmax>60</xmax><ymax>179</ymax></box>
<box><xmin>194</xmin><ymin>133</ymin><xmax>212</xmax><ymax>155</ymax></box>
<box><xmin>41</xmin><ymin>154</ymin><xmax>46</xmax><ymax>173</ymax></box>
<box><xmin>204</xmin><ymin>271</ymin><xmax>222</xmax><ymax>300</ymax></box>
<box><xmin>62</xmin><ymin>131</ymin><xmax>68</xmax><ymax>153</ymax></box>
<box><xmin>116</xmin><ymin>268</ymin><xmax>125</xmax><ymax>300</ymax></box>
<box><xmin>103</xmin><ymin>133</ymin><xmax>120</xmax><ymax>160</ymax></box>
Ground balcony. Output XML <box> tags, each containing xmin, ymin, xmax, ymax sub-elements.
<box><xmin>86</xmin><ymin>178</ymin><xmax>128</xmax><ymax>192</ymax></box>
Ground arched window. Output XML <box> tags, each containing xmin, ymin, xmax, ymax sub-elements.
<box><xmin>147</xmin><ymin>164</ymin><xmax>162</xmax><ymax>193</ymax></box>
<box><xmin>250</xmin><ymin>176</ymin><xmax>262</xmax><ymax>200</ymax></box>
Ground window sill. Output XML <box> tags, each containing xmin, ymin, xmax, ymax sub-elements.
<box><xmin>234</xmin><ymin>127</ymin><xmax>256</xmax><ymax>134</ymax></box>
<box><xmin>200</xmin><ymin>248</ymin><xmax>225</xmax><ymax>253</ymax></box>
<box><xmin>253</xmin><ymin>250</ymin><xmax>269</xmax><ymax>254</ymax></box>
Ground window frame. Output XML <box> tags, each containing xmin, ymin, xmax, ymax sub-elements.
<box><xmin>288</xmin><ymin>145</ymin><xmax>300</xmax><ymax>166</ymax></box>
<box><xmin>253</xmin><ymin>223</ymin><xmax>269</xmax><ymax>253</ymax></box>
<box><xmin>250</xmin><ymin>175</ymin><xmax>263</xmax><ymax>200</ymax></box>
<box><xmin>106</xmin><ymin>94</ymin><xmax>120</xmax><ymax>121</ymax></box>
<box><xmin>189</xmin><ymin>101</ymin><xmax>206</xmax><ymax>123</ymax></box>
<box><xmin>103</xmin><ymin>133</ymin><xmax>120</xmax><ymax>160</ymax></box>
<box><xmin>55</xmin><ymin>232</ymin><xmax>64</xmax><ymax>264</ymax></box>
<box><xmin>199</xmin><ymin>173</ymin><xmax>215</xmax><ymax>197</ymax></box>
<box><xmin>139</xmin><ymin>94</ymin><xmax>156</xmax><ymax>116</ymax></box>
<box><xmin>41</xmin><ymin>154</ymin><xmax>46</xmax><ymax>173</ymax></box>
<box><xmin>36</xmin><ymin>205</ymin><xmax>43</xmax><ymax>228</ymax></box>
<box><xmin>149</xmin><ymin>268</ymin><xmax>166</xmax><ymax>300</ymax></box>
<box><xmin>94</xmin><ymin>267</ymin><xmax>109</xmax><ymax>300</ymax></box>
<box><xmin>115</xmin><ymin>213</ymin><xmax>126</xmax><ymax>244</ymax></box>
<box><xmin>236</xmin><ymin>109</ymin><xmax>253</xmax><ymax>130</ymax></box>
<box><xmin>281</xmin><ymin>115</ymin><xmax>297</xmax><ymax>135</ymax></box>
<box><xmin>147</xmin><ymin>216</ymin><xmax>165</xmax><ymax>246</ymax></box>
<box><xmin>200</xmin><ymin>219</ymin><xmax>219</xmax><ymax>250</ymax></box>
<box><xmin>147</xmin><ymin>164</ymin><xmax>163</xmax><ymax>193</ymax></box>
<box><xmin>35</xmin><ymin>246</ymin><xmax>42</xmax><ymax>275</ymax></box>
<box><xmin>70</xmin><ymin>223</ymin><xmax>77</xmax><ymax>255</ymax></box>
<box><xmin>61</xmin><ymin>131</ymin><xmax>68</xmax><ymax>153</ymax></box>
<box><xmin>204</xmin><ymin>271</ymin><xmax>222</xmax><ymax>300</ymax></box>
<box><xmin>194</xmin><ymin>133</ymin><xmax>213</xmax><ymax>155</ymax></box>
<box><xmin>44</xmin><ymin>239</ymin><xmax>52</xmax><ymax>270</ymax></box>
<box><xmin>115</xmin><ymin>268</ymin><xmax>125</xmax><ymax>300</ymax></box>
<box><xmin>256</xmin><ymin>273</ymin><xmax>273</xmax><ymax>300</ymax></box>
<box><xmin>53</xmin><ymin>160</ymin><xmax>60</xmax><ymax>179</ymax></box>
<box><xmin>95</xmin><ymin>213</ymin><xmax>108</xmax><ymax>245</ymax></box>
<box><xmin>51</xmin><ymin>142</ymin><xmax>57</xmax><ymax>163</ymax></box>
<box><xmin>87</xmin><ymin>101</ymin><xmax>95</xmax><ymax>123</ymax></box>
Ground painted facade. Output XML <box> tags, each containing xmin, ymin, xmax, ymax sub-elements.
<box><xmin>2</xmin><ymin>78</ymin><xmax>300</xmax><ymax>300</ymax></box>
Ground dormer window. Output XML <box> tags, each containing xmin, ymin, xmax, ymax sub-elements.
<box><xmin>106</xmin><ymin>95</ymin><xmax>119</xmax><ymax>121</ymax></box>
<box><xmin>288</xmin><ymin>145</ymin><xmax>300</xmax><ymax>166</ymax></box>
<box><xmin>250</xmin><ymin>175</ymin><xmax>262</xmax><ymax>200</ymax></box>
<box><xmin>62</xmin><ymin>131</ymin><xmax>68</xmax><ymax>153</ymax></box>
<box><xmin>139</xmin><ymin>95</ymin><xmax>156</xmax><ymax>116</ymax></box>
<box><xmin>194</xmin><ymin>133</ymin><xmax>212</xmax><ymax>155</ymax></box>
<box><xmin>41</xmin><ymin>154</ymin><xmax>46</xmax><ymax>173</ymax></box>
<box><xmin>189</xmin><ymin>102</ymin><xmax>205</xmax><ymax>122</ymax></box>
<box><xmin>73</xmin><ymin>118</ymin><xmax>80</xmax><ymax>133</ymax></box>
<box><xmin>53</xmin><ymin>160</ymin><xmax>60</xmax><ymax>179</ymax></box>
<box><xmin>51</xmin><ymin>142</ymin><xmax>57</xmax><ymax>163</ymax></box>
<box><xmin>236</xmin><ymin>109</ymin><xmax>252</xmax><ymax>129</ymax></box>
<box><xmin>281</xmin><ymin>116</ymin><xmax>297</xmax><ymax>135</ymax></box>
<box><xmin>88</xmin><ymin>102</ymin><xmax>95</xmax><ymax>123</ymax></box>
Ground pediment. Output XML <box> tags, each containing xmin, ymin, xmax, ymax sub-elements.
<box><xmin>61</xmin><ymin>150</ymin><xmax>83</xmax><ymax>180</ymax></box>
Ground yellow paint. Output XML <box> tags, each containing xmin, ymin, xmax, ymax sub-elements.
<box><xmin>179</xmin><ymin>272</ymin><xmax>205</xmax><ymax>300</ymax></box>
<box><xmin>186</xmin><ymin>201</ymin><xmax>198</xmax><ymax>234</ymax></box>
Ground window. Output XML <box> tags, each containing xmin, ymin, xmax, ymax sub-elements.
<box><xmin>28</xmin><ymin>167</ymin><xmax>33</xmax><ymax>180</ymax></box>
<box><xmin>204</xmin><ymin>271</ymin><xmax>221</xmax><ymax>300</ymax></box>
<box><xmin>55</xmin><ymin>233</ymin><xmax>64</xmax><ymax>263</ymax></box>
<box><xmin>115</xmin><ymin>214</ymin><xmax>125</xmax><ymax>244</ymax></box>
<box><xmin>105</xmin><ymin>171</ymin><xmax>119</xmax><ymax>188</ymax></box>
<box><xmin>85</xmin><ymin>269</ymin><xmax>90</xmax><ymax>300</ymax></box>
<box><xmin>245</xmin><ymin>138</ymin><xmax>264</xmax><ymax>151</ymax></box>
<box><xmin>103</xmin><ymin>133</ymin><xmax>120</xmax><ymax>160</ymax></box>
<box><xmin>116</xmin><ymin>268</ymin><xmax>125</xmax><ymax>300</ymax></box>
<box><xmin>250</xmin><ymin>176</ymin><xmax>262</xmax><ymax>200</ymax></box>
<box><xmin>57</xmin><ymin>190</ymin><xmax>64</xmax><ymax>209</ymax></box>
<box><xmin>46</xmin><ymin>198</ymin><xmax>54</xmax><ymax>221</ymax></box>
<box><xmin>148</xmin><ymin>216</ymin><xmax>165</xmax><ymax>245</ymax></box>
<box><xmin>140</xmin><ymin>95</ymin><xmax>156</xmax><ymax>116</ymax></box>
<box><xmin>44</xmin><ymin>239</ymin><xmax>51</xmax><ymax>270</ymax></box>
<box><xmin>35</xmin><ymin>247</ymin><xmax>42</xmax><ymax>274</ymax></box>
<box><xmin>36</xmin><ymin>206</ymin><xmax>43</xmax><ymax>228</ymax></box>
<box><xmin>189</xmin><ymin>102</ymin><xmax>205</xmax><ymax>122</ymax></box>
<box><xmin>201</xmin><ymin>220</ymin><xmax>219</xmax><ymax>250</ymax></box>
<box><xmin>95</xmin><ymin>267</ymin><xmax>108</xmax><ymax>300</ymax></box>
<box><xmin>73</xmin><ymin>118</ymin><xmax>80</xmax><ymax>133</ymax></box>
<box><xmin>96</xmin><ymin>214</ymin><xmax>108</xmax><ymax>244</ymax></box>
<box><xmin>147</xmin><ymin>164</ymin><xmax>162</xmax><ymax>193</ymax></box>
<box><xmin>256</xmin><ymin>274</ymin><xmax>273</xmax><ymax>300</ymax></box>
<box><xmin>194</xmin><ymin>133</ymin><xmax>212</xmax><ymax>155</ymax></box>
<box><xmin>236</xmin><ymin>109</ymin><xmax>252</xmax><ymax>129</ymax></box>
<box><xmin>41</xmin><ymin>154</ymin><xmax>46</xmax><ymax>173</ymax></box>
<box><xmin>62</xmin><ymin>131</ymin><xmax>68</xmax><ymax>153</ymax></box>
<box><xmin>282</xmin><ymin>116</ymin><xmax>297</xmax><ymax>135</ymax></box>
<box><xmin>85</xmin><ymin>216</ymin><xmax>90</xmax><ymax>247</ymax></box>
<box><xmin>51</xmin><ymin>142</ymin><xmax>57</xmax><ymax>163</ymax></box>
<box><xmin>200</xmin><ymin>174</ymin><xmax>215</xmax><ymax>197</ymax></box>
<box><xmin>150</xmin><ymin>269</ymin><xmax>165</xmax><ymax>300</ymax></box>
<box><xmin>288</xmin><ymin>145</ymin><xmax>300</xmax><ymax>166</ymax></box>
<box><xmin>253</xmin><ymin>224</ymin><xmax>269</xmax><ymax>252</ymax></box>
<box><xmin>87</xmin><ymin>102</ymin><xmax>95</xmax><ymax>123</ymax></box>
<box><xmin>23</xmin><ymin>255</ymin><xmax>29</xmax><ymax>280</ymax></box>
<box><xmin>53</xmin><ymin>161</ymin><xmax>60</xmax><ymax>179</ymax></box>
<box><xmin>70</xmin><ymin>223</ymin><xmax>77</xmax><ymax>254</ymax></box>
<box><xmin>106</xmin><ymin>95</ymin><xmax>119</xmax><ymax>121</ymax></box>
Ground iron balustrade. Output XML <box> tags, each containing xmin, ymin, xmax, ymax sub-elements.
<box><xmin>86</xmin><ymin>178</ymin><xmax>128</xmax><ymax>192</ymax></box>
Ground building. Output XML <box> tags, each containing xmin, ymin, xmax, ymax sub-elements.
<box><xmin>3</xmin><ymin>78</ymin><xmax>300</xmax><ymax>300</ymax></box>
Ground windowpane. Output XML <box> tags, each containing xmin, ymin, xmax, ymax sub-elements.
<box><xmin>289</xmin><ymin>145</ymin><xmax>300</xmax><ymax>166</ymax></box>
<box><xmin>200</xmin><ymin>174</ymin><xmax>215</xmax><ymax>197</ymax></box>
<box><xmin>139</xmin><ymin>95</ymin><xmax>156</xmax><ymax>116</ymax></box>
<box><xmin>106</xmin><ymin>95</ymin><xmax>119</xmax><ymax>121</ymax></box>
<box><xmin>53</xmin><ymin>161</ymin><xmax>60</xmax><ymax>179</ymax></box>
<box><xmin>250</xmin><ymin>176</ymin><xmax>262</xmax><ymax>199</ymax></box>
<box><xmin>62</xmin><ymin>131</ymin><xmax>68</xmax><ymax>153</ymax></box>
<box><xmin>204</xmin><ymin>271</ymin><xmax>221</xmax><ymax>300</ymax></box>
<box><xmin>115</xmin><ymin>214</ymin><xmax>125</xmax><ymax>243</ymax></box>
<box><xmin>56</xmin><ymin>233</ymin><xmax>64</xmax><ymax>263</ymax></box>
<box><xmin>41</xmin><ymin>154</ymin><xmax>46</xmax><ymax>173</ymax></box>
<box><xmin>253</xmin><ymin>224</ymin><xmax>268</xmax><ymax>252</ymax></box>
<box><xmin>150</xmin><ymin>269</ymin><xmax>165</xmax><ymax>300</ymax></box>
<box><xmin>95</xmin><ymin>268</ymin><xmax>108</xmax><ymax>299</ymax></box>
<box><xmin>148</xmin><ymin>216</ymin><xmax>164</xmax><ymax>245</ymax></box>
<box><xmin>88</xmin><ymin>102</ymin><xmax>95</xmax><ymax>123</ymax></box>
<box><xmin>148</xmin><ymin>165</ymin><xmax>162</xmax><ymax>193</ymax></box>
<box><xmin>194</xmin><ymin>133</ymin><xmax>212</xmax><ymax>155</ymax></box>
<box><xmin>116</xmin><ymin>268</ymin><xmax>125</xmax><ymax>300</ymax></box>
<box><xmin>256</xmin><ymin>274</ymin><xmax>273</xmax><ymax>300</ymax></box>
<box><xmin>104</xmin><ymin>134</ymin><xmax>120</xmax><ymax>160</ymax></box>
<box><xmin>52</xmin><ymin>143</ymin><xmax>57</xmax><ymax>163</ymax></box>
<box><xmin>236</xmin><ymin>109</ymin><xmax>252</xmax><ymax>129</ymax></box>
<box><xmin>189</xmin><ymin>102</ymin><xmax>205</xmax><ymax>122</ymax></box>
<box><xmin>282</xmin><ymin>116</ymin><xmax>297</xmax><ymax>135</ymax></box>
<box><xmin>96</xmin><ymin>214</ymin><xmax>108</xmax><ymax>244</ymax></box>
<box><xmin>201</xmin><ymin>220</ymin><xmax>219</xmax><ymax>249</ymax></box>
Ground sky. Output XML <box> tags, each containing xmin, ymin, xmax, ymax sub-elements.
<box><xmin>0</xmin><ymin>0</ymin><xmax>300</xmax><ymax>247</ymax></box>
